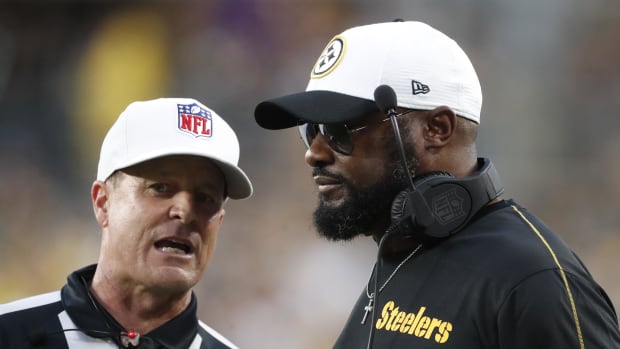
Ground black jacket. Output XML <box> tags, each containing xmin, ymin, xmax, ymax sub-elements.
<box><xmin>0</xmin><ymin>264</ymin><xmax>238</xmax><ymax>349</ymax></box>
<box><xmin>334</xmin><ymin>200</ymin><xmax>620</xmax><ymax>348</ymax></box>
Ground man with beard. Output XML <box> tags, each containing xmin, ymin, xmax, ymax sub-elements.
<box><xmin>254</xmin><ymin>21</ymin><xmax>620</xmax><ymax>348</ymax></box>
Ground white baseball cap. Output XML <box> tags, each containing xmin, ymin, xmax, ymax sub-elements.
<box><xmin>97</xmin><ymin>98</ymin><xmax>253</xmax><ymax>199</ymax></box>
<box><xmin>255</xmin><ymin>20</ymin><xmax>482</xmax><ymax>128</ymax></box>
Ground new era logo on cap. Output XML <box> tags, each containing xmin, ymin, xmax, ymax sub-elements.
<box><xmin>411</xmin><ymin>80</ymin><xmax>430</xmax><ymax>95</ymax></box>
<box><xmin>178</xmin><ymin>103</ymin><xmax>213</xmax><ymax>137</ymax></box>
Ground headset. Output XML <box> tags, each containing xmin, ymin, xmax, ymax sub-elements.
<box><xmin>374</xmin><ymin>85</ymin><xmax>504</xmax><ymax>245</ymax></box>
<box><xmin>390</xmin><ymin>157</ymin><xmax>504</xmax><ymax>244</ymax></box>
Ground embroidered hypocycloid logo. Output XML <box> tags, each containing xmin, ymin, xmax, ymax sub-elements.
<box><xmin>311</xmin><ymin>36</ymin><xmax>346</xmax><ymax>79</ymax></box>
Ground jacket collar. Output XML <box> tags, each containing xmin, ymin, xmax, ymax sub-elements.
<box><xmin>61</xmin><ymin>264</ymin><xmax>199</xmax><ymax>348</ymax></box>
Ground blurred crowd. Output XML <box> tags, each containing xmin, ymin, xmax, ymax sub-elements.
<box><xmin>1</xmin><ymin>1</ymin><xmax>619</xmax><ymax>348</ymax></box>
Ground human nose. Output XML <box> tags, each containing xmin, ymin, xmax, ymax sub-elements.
<box><xmin>304</xmin><ymin>133</ymin><xmax>335</xmax><ymax>167</ymax></box>
<box><xmin>169</xmin><ymin>191</ymin><xmax>197</xmax><ymax>224</ymax></box>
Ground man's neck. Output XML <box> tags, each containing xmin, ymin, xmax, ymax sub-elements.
<box><xmin>89</xmin><ymin>271</ymin><xmax>191</xmax><ymax>334</ymax></box>
<box><xmin>373</xmin><ymin>232</ymin><xmax>422</xmax><ymax>256</ymax></box>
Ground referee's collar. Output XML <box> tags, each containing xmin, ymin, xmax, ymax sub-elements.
<box><xmin>61</xmin><ymin>264</ymin><xmax>199</xmax><ymax>348</ymax></box>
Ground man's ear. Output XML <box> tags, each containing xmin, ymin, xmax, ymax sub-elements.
<box><xmin>91</xmin><ymin>181</ymin><xmax>110</xmax><ymax>228</ymax></box>
<box><xmin>216</xmin><ymin>209</ymin><xmax>225</xmax><ymax>226</ymax></box>
<box><xmin>423</xmin><ymin>105</ymin><xmax>457</xmax><ymax>148</ymax></box>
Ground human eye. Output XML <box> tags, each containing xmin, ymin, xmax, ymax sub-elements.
<box><xmin>149</xmin><ymin>182</ymin><xmax>169</xmax><ymax>194</ymax></box>
<box><xmin>195</xmin><ymin>191</ymin><xmax>217</xmax><ymax>205</ymax></box>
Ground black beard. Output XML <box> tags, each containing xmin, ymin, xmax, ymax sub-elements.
<box><xmin>312</xmin><ymin>164</ymin><xmax>411</xmax><ymax>242</ymax></box>
<box><xmin>311</xmin><ymin>120</ymin><xmax>418</xmax><ymax>241</ymax></box>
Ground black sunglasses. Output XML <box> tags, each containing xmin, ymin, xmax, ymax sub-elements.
<box><xmin>297</xmin><ymin>109</ymin><xmax>417</xmax><ymax>155</ymax></box>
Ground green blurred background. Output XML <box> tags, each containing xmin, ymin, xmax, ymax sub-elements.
<box><xmin>1</xmin><ymin>1</ymin><xmax>619</xmax><ymax>348</ymax></box>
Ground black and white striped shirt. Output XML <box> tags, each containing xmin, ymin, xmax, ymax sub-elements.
<box><xmin>0</xmin><ymin>264</ymin><xmax>238</xmax><ymax>349</ymax></box>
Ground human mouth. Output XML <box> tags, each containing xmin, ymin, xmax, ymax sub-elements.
<box><xmin>154</xmin><ymin>238</ymin><xmax>193</xmax><ymax>255</ymax></box>
<box><xmin>314</xmin><ymin>175</ymin><xmax>342</xmax><ymax>193</ymax></box>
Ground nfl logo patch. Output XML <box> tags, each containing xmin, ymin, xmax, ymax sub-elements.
<box><xmin>177</xmin><ymin>103</ymin><xmax>212</xmax><ymax>137</ymax></box>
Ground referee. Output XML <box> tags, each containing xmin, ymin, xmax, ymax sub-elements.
<box><xmin>1</xmin><ymin>98</ymin><xmax>252</xmax><ymax>348</ymax></box>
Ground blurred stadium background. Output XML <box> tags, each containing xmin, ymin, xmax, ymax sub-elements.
<box><xmin>1</xmin><ymin>1</ymin><xmax>619</xmax><ymax>348</ymax></box>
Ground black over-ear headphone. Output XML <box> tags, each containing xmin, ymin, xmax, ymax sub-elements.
<box><xmin>390</xmin><ymin>157</ymin><xmax>504</xmax><ymax>245</ymax></box>
<box><xmin>373</xmin><ymin>84</ymin><xmax>504</xmax><ymax>245</ymax></box>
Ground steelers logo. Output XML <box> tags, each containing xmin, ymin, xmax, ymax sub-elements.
<box><xmin>311</xmin><ymin>36</ymin><xmax>345</xmax><ymax>78</ymax></box>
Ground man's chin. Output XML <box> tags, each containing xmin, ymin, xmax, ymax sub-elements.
<box><xmin>318</xmin><ymin>190</ymin><xmax>348</xmax><ymax>207</ymax></box>
<box><xmin>313</xmin><ymin>190</ymin><xmax>403</xmax><ymax>242</ymax></box>
<box><xmin>313</xmin><ymin>206</ymin><xmax>363</xmax><ymax>242</ymax></box>
<box><xmin>316</xmin><ymin>229</ymin><xmax>362</xmax><ymax>242</ymax></box>
<box><xmin>146</xmin><ymin>263</ymin><xmax>200</xmax><ymax>290</ymax></box>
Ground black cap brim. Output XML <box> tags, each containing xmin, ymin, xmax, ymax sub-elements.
<box><xmin>254</xmin><ymin>90</ymin><xmax>379</xmax><ymax>130</ymax></box>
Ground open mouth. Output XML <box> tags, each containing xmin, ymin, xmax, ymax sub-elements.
<box><xmin>154</xmin><ymin>239</ymin><xmax>192</xmax><ymax>255</ymax></box>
